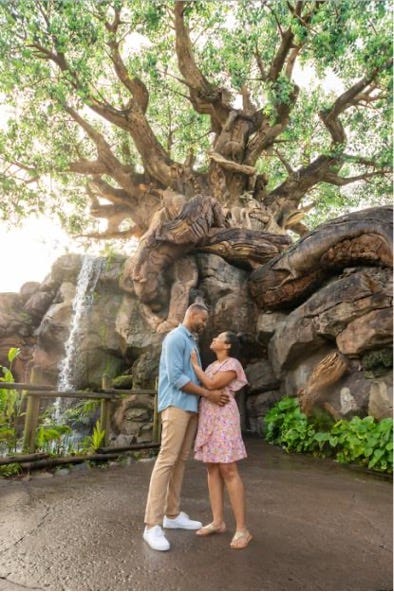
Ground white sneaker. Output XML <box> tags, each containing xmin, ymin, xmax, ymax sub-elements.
<box><xmin>163</xmin><ymin>511</ymin><xmax>202</xmax><ymax>530</ymax></box>
<box><xmin>143</xmin><ymin>525</ymin><xmax>170</xmax><ymax>551</ymax></box>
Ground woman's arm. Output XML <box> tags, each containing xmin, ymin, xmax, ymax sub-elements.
<box><xmin>191</xmin><ymin>350</ymin><xmax>236</xmax><ymax>389</ymax></box>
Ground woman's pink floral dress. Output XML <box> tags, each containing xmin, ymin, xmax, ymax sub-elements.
<box><xmin>194</xmin><ymin>357</ymin><xmax>248</xmax><ymax>463</ymax></box>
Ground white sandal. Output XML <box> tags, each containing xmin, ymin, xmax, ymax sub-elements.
<box><xmin>230</xmin><ymin>530</ymin><xmax>253</xmax><ymax>549</ymax></box>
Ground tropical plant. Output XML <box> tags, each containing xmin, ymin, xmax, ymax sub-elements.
<box><xmin>34</xmin><ymin>398</ymin><xmax>101</xmax><ymax>455</ymax></box>
<box><xmin>36</xmin><ymin>423</ymin><xmax>73</xmax><ymax>454</ymax></box>
<box><xmin>0</xmin><ymin>426</ymin><xmax>17</xmax><ymax>454</ymax></box>
<box><xmin>84</xmin><ymin>419</ymin><xmax>106</xmax><ymax>453</ymax></box>
<box><xmin>330</xmin><ymin>416</ymin><xmax>393</xmax><ymax>472</ymax></box>
<box><xmin>63</xmin><ymin>399</ymin><xmax>100</xmax><ymax>426</ymax></box>
<box><xmin>0</xmin><ymin>462</ymin><xmax>22</xmax><ymax>478</ymax></box>
<box><xmin>264</xmin><ymin>396</ymin><xmax>319</xmax><ymax>453</ymax></box>
<box><xmin>0</xmin><ymin>0</ymin><xmax>391</xmax><ymax>241</ymax></box>
<box><xmin>264</xmin><ymin>396</ymin><xmax>393</xmax><ymax>473</ymax></box>
<box><xmin>0</xmin><ymin>348</ymin><xmax>25</xmax><ymax>453</ymax></box>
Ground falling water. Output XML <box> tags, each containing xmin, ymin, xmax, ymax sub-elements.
<box><xmin>55</xmin><ymin>255</ymin><xmax>103</xmax><ymax>421</ymax></box>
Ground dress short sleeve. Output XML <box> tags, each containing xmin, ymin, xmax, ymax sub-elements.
<box><xmin>221</xmin><ymin>357</ymin><xmax>248</xmax><ymax>392</ymax></box>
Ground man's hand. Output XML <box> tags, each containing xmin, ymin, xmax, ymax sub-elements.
<box><xmin>205</xmin><ymin>389</ymin><xmax>230</xmax><ymax>406</ymax></box>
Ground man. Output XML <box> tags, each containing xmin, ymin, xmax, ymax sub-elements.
<box><xmin>143</xmin><ymin>303</ymin><xmax>229</xmax><ymax>551</ymax></box>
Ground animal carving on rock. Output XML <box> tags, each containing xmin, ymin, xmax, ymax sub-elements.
<box><xmin>298</xmin><ymin>351</ymin><xmax>348</xmax><ymax>417</ymax></box>
<box><xmin>214</xmin><ymin>110</ymin><xmax>255</xmax><ymax>164</ymax></box>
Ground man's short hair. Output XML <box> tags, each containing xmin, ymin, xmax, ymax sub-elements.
<box><xmin>186</xmin><ymin>303</ymin><xmax>208</xmax><ymax>314</ymax></box>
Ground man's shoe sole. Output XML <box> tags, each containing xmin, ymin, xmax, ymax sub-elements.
<box><xmin>143</xmin><ymin>533</ymin><xmax>170</xmax><ymax>551</ymax></box>
<box><xmin>143</xmin><ymin>537</ymin><xmax>170</xmax><ymax>551</ymax></box>
<box><xmin>163</xmin><ymin>522</ymin><xmax>202</xmax><ymax>530</ymax></box>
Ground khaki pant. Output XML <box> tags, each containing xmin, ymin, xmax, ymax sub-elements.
<box><xmin>144</xmin><ymin>406</ymin><xmax>198</xmax><ymax>526</ymax></box>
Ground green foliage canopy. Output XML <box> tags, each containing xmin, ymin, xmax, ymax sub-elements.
<box><xmin>0</xmin><ymin>0</ymin><xmax>391</xmax><ymax>237</ymax></box>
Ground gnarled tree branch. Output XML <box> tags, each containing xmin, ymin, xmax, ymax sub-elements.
<box><xmin>105</xmin><ymin>8</ymin><xmax>149</xmax><ymax>113</ymax></box>
<box><xmin>174</xmin><ymin>0</ymin><xmax>230</xmax><ymax>131</ymax></box>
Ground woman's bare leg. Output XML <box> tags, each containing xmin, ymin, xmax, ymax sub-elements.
<box><xmin>206</xmin><ymin>463</ymin><xmax>225</xmax><ymax>526</ymax></box>
<box><xmin>219</xmin><ymin>462</ymin><xmax>246</xmax><ymax>531</ymax></box>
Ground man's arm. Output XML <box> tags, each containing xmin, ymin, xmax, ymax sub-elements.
<box><xmin>181</xmin><ymin>381</ymin><xmax>229</xmax><ymax>407</ymax></box>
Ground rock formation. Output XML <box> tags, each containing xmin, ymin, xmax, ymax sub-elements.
<box><xmin>0</xmin><ymin>206</ymin><xmax>391</xmax><ymax>444</ymax></box>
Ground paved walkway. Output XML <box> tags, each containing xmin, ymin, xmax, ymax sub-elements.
<box><xmin>0</xmin><ymin>439</ymin><xmax>392</xmax><ymax>591</ymax></box>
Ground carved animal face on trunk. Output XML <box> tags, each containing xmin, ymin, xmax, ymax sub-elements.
<box><xmin>133</xmin><ymin>271</ymin><xmax>169</xmax><ymax>312</ymax></box>
<box><xmin>161</xmin><ymin>189</ymin><xmax>186</xmax><ymax>218</ymax></box>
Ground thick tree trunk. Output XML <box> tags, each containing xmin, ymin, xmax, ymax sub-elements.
<box><xmin>118</xmin><ymin>191</ymin><xmax>292</xmax><ymax>332</ymax></box>
<box><xmin>121</xmin><ymin>193</ymin><xmax>291</xmax><ymax>308</ymax></box>
<box><xmin>199</xmin><ymin>227</ymin><xmax>291</xmax><ymax>268</ymax></box>
<box><xmin>248</xmin><ymin>206</ymin><xmax>393</xmax><ymax>310</ymax></box>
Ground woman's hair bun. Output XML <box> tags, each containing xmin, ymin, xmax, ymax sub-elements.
<box><xmin>236</xmin><ymin>331</ymin><xmax>245</xmax><ymax>344</ymax></box>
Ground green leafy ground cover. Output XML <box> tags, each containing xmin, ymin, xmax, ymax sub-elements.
<box><xmin>264</xmin><ymin>396</ymin><xmax>393</xmax><ymax>474</ymax></box>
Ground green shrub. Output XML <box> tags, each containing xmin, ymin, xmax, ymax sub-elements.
<box><xmin>36</xmin><ymin>423</ymin><xmax>73</xmax><ymax>454</ymax></box>
<box><xmin>330</xmin><ymin>416</ymin><xmax>393</xmax><ymax>472</ymax></box>
<box><xmin>81</xmin><ymin>420</ymin><xmax>106</xmax><ymax>453</ymax></box>
<box><xmin>0</xmin><ymin>463</ymin><xmax>22</xmax><ymax>478</ymax></box>
<box><xmin>0</xmin><ymin>425</ymin><xmax>17</xmax><ymax>454</ymax></box>
<box><xmin>264</xmin><ymin>396</ymin><xmax>393</xmax><ymax>474</ymax></box>
<box><xmin>362</xmin><ymin>348</ymin><xmax>393</xmax><ymax>377</ymax></box>
<box><xmin>264</xmin><ymin>397</ymin><xmax>317</xmax><ymax>453</ymax></box>
<box><xmin>112</xmin><ymin>374</ymin><xmax>133</xmax><ymax>389</ymax></box>
<box><xmin>62</xmin><ymin>399</ymin><xmax>99</xmax><ymax>426</ymax></box>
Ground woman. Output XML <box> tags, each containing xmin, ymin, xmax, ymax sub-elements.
<box><xmin>190</xmin><ymin>331</ymin><xmax>252</xmax><ymax>550</ymax></box>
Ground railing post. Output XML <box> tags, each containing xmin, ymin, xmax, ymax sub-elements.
<box><xmin>100</xmin><ymin>375</ymin><xmax>112</xmax><ymax>446</ymax></box>
<box><xmin>23</xmin><ymin>394</ymin><xmax>41</xmax><ymax>453</ymax></box>
<box><xmin>99</xmin><ymin>400</ymin><xmax>111</xmax><ymax>447</ymax></box>
<box><xmin>101</xmin><ymin>374</ymin><xmax>112</xmax><ymax>390</ymax></box>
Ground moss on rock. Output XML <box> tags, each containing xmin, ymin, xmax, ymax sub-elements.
<box><xmin>112</xmin><ymin>374</ymin><xmax>133</xmax><ymax>389</ymax></box>
<box><xmin>362</xmin><ymin>348</ymin><xmax>393</xmax><ymax>378</ymax></box>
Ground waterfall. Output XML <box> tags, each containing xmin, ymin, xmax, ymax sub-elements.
<box><xmin>55</xmin><ymin>255</ymin><xmax>103</xmax><ymax>421</ymax></box>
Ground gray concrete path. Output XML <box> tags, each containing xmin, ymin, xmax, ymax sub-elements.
<box><xmin>0</xmin><ymin>439</ymin><xmax>392</xmax><ymax>592</ymax></box>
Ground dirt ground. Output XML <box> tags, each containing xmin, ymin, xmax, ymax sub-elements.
<box><xmin>0</xmin><ymin>439</ymin><xmax>392</xmax><ymax>592</ymax></box>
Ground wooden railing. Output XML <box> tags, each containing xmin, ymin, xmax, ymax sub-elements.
<box><xmin>0</xmin><ymin>378</ymin><xmax>161</xmax><ymax>454</ymax></box>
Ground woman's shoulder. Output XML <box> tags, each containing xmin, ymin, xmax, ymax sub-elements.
<box><xmin>229</xmin><ymin>356</ymin><xmax>243</xmax><ymax>366</ymax></box>
<box><xmin>224</xmin><ymin>357</ymin><xmax>248</xmax><ymax>388</ymax></box>
<box><xmin>223</xmin><ymin>357</ymin><xmax>244</xmax><ymax>371</ymax></box>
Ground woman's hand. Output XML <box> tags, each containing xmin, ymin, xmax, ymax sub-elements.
<box><xmin>190</xmin><ymin>349</ymin><xmax>199</xmax><ymax>367</ymax></box>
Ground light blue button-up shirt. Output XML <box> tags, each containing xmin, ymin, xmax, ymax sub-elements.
<box><xmin>158</xmin><ymin>324</ymin><xmax>202</xmax><ymax>413</ymax></box>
